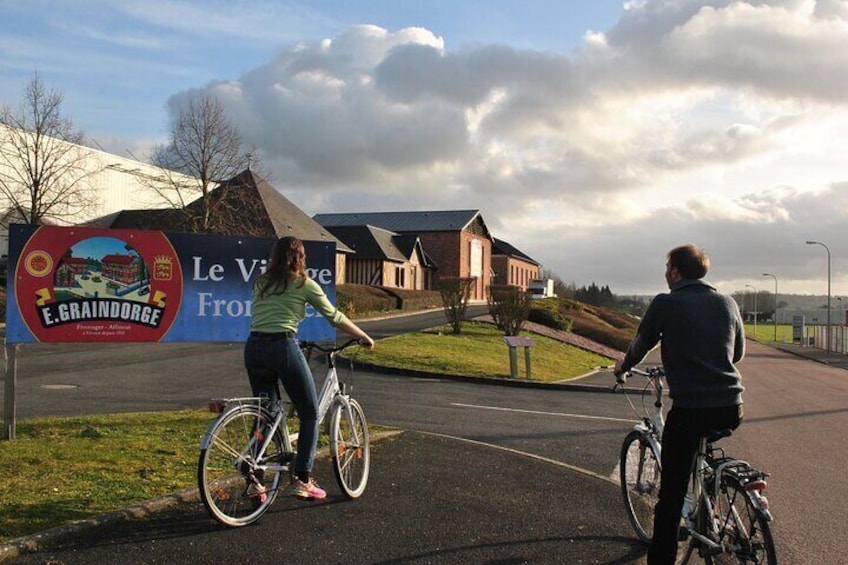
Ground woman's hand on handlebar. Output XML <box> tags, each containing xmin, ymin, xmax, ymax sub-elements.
<box><xmin>613</xmin><ymin>359</ymin><xmax>628</xmax><ymax>383</ymax></box>
<box><xmin>359</xmin><ymin>335</ymin><xmax>375</xmax><ymax>350</ymax></box>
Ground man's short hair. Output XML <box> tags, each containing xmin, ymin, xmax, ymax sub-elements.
<box><xmin>668</xmin><ymin>244</ymin><xmax>710</xmax><ymax>280</ymax></box>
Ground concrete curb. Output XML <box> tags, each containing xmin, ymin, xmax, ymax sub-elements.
<box><xmin>349</xmin><ymin>359</ymin><xmax>619</xmax><ymax>394</ymax></box>
<box><xmin>0</xmin><ymin>488</ymin><xmax>198</xmax><ymax>562</ymax></box>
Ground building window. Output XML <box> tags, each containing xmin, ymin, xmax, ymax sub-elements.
<box><xmin>470</xmin><ymin>238</ymin><xmax>482</xmax><ymax>277</ymax></box>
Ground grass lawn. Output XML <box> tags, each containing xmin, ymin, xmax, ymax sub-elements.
<box><xmin>744</xmin><ymin>323</ymin><xmax>794</xmax><ymax>343</ymax></box>
<box><xmin>0</xmin><ymin>410</ymin><xmax>214</xmax><ymax>542</ymax></box>
<box><xmin>1</xmin><ymin>319</ymin><xmax>613</xmax><ymax>543</ymax></box>
<box><xmin>354</xmin><ymin>321</ymin><xmax>612</xmax><ymax>381</ymax></box>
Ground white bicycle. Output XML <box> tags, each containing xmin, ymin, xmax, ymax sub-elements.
<box><xmin>197</xmin><ymin>339</ymin><xmax>370</xmax><ymax>527</ymax></box>
<box><xmin>617</xmin><ymin>367</ymin><xmax>776</xmax><ymax>564</ymax></box>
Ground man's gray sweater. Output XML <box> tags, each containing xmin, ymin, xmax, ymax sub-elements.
<box><xmin>622</xmin><ymin>279</ymin><xmax>745</xmax><ymax>409</ymax></box>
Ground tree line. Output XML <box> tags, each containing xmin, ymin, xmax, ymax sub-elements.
<box><xmin>540</xmin><ymin>270</ymin><xmax>648</xmax><ymax>315</ymax></box>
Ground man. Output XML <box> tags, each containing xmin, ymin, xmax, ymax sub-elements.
<box><xmin>614</xmin><ymin>244</ymin><xmax>745</xmax><ymax>565</ymax></box>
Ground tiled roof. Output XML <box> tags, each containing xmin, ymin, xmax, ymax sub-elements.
<box><xmin>324</xmin><ymin>225</ymin><xmax>404</xmax><ymax>262</ymax></box>
<box><xmin>83</xmin><ymin>170</ymin><xmax>352</xmax><ymax>253</ymax></box>
<box><xmin>234</xmin><ymin>171</ymin><xmax>351</xmax><ymax>252</ymax></box>
<box><xmin>393</xmin><ymin>234</ymin><xmax>436</xmax><ymax>268</ymax></box>
<box><xmin>313</xmin><ymin>209</ymin><xmax>483</xmax><ymax>233</ymax></box>
<box><xmin>492</xmin><ymin>238</ymin><xmax>540</xmax><ymax>266</ymax></box>
<box><xmin>324</xmin><ymin>225</ymin><xmax>437</xmax><ymax>268</ymax></box>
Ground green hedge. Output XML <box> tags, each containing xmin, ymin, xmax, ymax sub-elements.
<box><xmin>528</xmin><ymin>307</ymin><xmax>573</xmax><ymax>332</ymax></box>
<box><xmin>336</xmin><ymin>284</ymin><xmax>397</xmax><ymax>317</ymax></box>
<box><xmin>379</xmin><ymin>287</ymin><xmax>442</xmax><ymax>311</ymax></box>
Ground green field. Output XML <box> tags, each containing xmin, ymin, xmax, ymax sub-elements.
<box><xmin>743</xmin><ymin>323</ymin><xmax>794</xmax><ymax>343</ymax></box>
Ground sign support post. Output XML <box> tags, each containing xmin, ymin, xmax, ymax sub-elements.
<box><xmin>4</xmin><ymin>344</ymin><xmax>18</xmax><ymax>440</ymax></box>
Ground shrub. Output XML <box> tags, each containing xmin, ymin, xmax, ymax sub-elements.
<box><xmin>487</xmin><ymin>284</ymin><xmax>531</xmax><ymax>336</ymax></box>
<box><xmin>437</xmin><ymin>277</ymin><xmax>474</xmax><ymax>334</ymax></box>
<box><xmin>528</xmin><ymin>307</ymin><xmax>573</xmax><ymax>332</ymax></box>
<box><xmin>571</xmin><ymin>317</ymin><xmax>634</xmax><ymax>351</ymax></box>
<box><xmin>559</xmin><ymin>298</ymin><xmax>584</xmax><ymax>312</ymax></box>
<box><xmin>336</xmin><ymin>284</ymin><xmax>396</xmax><ymax>316</ymax></box>
<box><xmin>378</xmin><ymin>287</ymin><xmax>442</xmax><ymax>311</ymax></box>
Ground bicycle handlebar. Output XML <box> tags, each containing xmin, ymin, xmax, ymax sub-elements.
<box><xmin>627</xmin><ymin>367</ymin><xmax>665</xmax><ymax>379</ymax></box>
<box><xmin>614</xmin><ymin>365</ymin><xmax>665</xmax><ymax>386</ymax></box>
<box><xmin>299</xmin><ymin>338</ymin><xmax>362</xmax><ymax>354</ymax></box>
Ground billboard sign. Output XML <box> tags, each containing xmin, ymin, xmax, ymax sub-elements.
<box><xmin>5</xmin><ymin>224</ymin><xmax>337</xmax><ymax>343</ymax></box>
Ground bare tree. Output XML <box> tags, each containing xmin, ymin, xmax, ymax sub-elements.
<box><xmin>437</xmin><ymin>277</ymin><xmax>475</xmax><ymax>334</ymax></box>
<box><xmin>487</xmin><ymin>284</ymin><xmax>532</xmax><ymax>336</ymax></box>
<box><xmin>149</xmin><ymin>94</ymin><xmax>259</xmax><ymax>234</ymax></box>
<box><xmin>0</xmin><ymin>73</ymin><xmax>98</xmax><ymax>225</ymax></box>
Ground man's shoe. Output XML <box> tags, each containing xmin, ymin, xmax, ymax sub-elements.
<box><xmin>292</xmin><ymin>477</ymin><xmax>327</xmax><ymax>500</ymax></box>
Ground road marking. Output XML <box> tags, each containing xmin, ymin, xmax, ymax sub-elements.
<box><xmin>451</xmin><ymin>402</ymin><xmax>635</xmax><ymax>424</ymax></box>
<box><xmin>610</xmin><ymin>461</ymin><xmax>622</xmax><ymax>485</ymax></box>
<box><xmin>417</xmin><ymin>430</ymin><xmax>617</xmax><ymax>485</ymax></box>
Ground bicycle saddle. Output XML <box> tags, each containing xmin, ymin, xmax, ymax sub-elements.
<box><xmin>704</xmin><ymin>428</ymin><xmax>733</xmax><ymax>443</ymax></box>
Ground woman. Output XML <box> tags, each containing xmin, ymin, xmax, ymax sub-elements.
<box><xmin>245</xmin><ymin>236</ymin><xmax>375</xmax><ymax>500</ymax></box>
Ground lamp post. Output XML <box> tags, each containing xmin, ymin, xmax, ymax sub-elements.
<box><xmin>805</xmin><ymin>240</ymin><xmax>832</xmax><ymax>352</ymax></box>
<box><xmin>762</xmin><ymin>273</ymin><xmax>778</xmax><ymax>342</ymax></box>
<box><xmin>746</xmin><ymin>284</ymin><xmax>758</xmax><ymax>337</ymax></box>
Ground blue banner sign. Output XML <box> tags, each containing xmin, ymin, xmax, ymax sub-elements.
<box><xmin>5</xmin><ymin>224</ymin><xmax>337</xmax><ymax>343</ymax></box>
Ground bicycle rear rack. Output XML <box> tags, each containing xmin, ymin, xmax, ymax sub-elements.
<box><xmin>708</xmin><ymin>456</ymin><xmax>772</xmax><ymax>520</ymax></box>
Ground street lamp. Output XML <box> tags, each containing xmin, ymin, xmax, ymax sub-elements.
<box><xmin>762</xmin><ymin>273</ymin><xmax>778</xmax><ymax>342</ymax></box>
<box><xmin>746</xmin><ymin>284</ymin><xmax>758</xmax><ymax>336</ymax></box>
<box><xmin>805</xmin><ymin>240</ymin><xmax>832</xmax><ymax>352</ymax></box>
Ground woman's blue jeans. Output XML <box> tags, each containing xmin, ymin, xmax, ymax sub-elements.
<box><xmin>244</xmin><ymin>335</ymin><xmax>319</xmax><ymax>476</ymax></box>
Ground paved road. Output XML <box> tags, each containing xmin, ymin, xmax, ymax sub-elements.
<box><xmin>2</xmin><ymin>316</ymin><xmax>846</xmax><ymax>563</ymax></box>
<box><xmin>721</xmin><ymin>340</ymin><xmax>848</xmax><ymax>565</ymax></box>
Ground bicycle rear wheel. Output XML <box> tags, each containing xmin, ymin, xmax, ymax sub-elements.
<box><xmin>707</xmin><ymin>475</ymin><xmax>776</xmax><ymax>564</ymax></box>
<box><xmin>198</xmin><ymin>404</ymin><xmax>287</xmax><ymax>527</ymax></box>
<box><xmin>620</xmin><ymin>430</ymin><xmax>661</xmax><ymax>544</ymax></box>
<box><xmin>329</xmin><ymin>398</ymin><xmax>370</xmax><ymax>499</ymax></box>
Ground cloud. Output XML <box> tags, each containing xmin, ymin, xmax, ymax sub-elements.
<box><xmin>159</xmin><ymin>1</ymin><xmax>848</xmax><ymax>294</ymax></box>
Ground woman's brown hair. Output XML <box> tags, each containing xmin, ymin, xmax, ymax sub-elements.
<box><xmin>257</xmin><ymin>236</ymin><xmax>307</xmax><ymax>297</ymax></box>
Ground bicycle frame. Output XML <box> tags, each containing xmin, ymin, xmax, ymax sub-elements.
<box><xmin>198</xmin><ymin>338</ymin><xmax>370</xmax><ymax>526</ymax></box>
<box><xmin>200</xmin><ymin>339</ymin><xmax>363</xmax><ymax>470</ymax></box>
<box><xmin>621</xmin><ymin>367</ymin><xmax>773</xmax><ymax>559</ymax></box>
<box><xmin>622</xmin><ymin>367</ymin><xmax>665</xmax><ymax>460</ymax></box>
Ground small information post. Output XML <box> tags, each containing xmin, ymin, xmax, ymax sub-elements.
<box><xmin>792</xmin><ymin>315</ymin><xmax>805</xmax><ymax>345</ymax></box>
<box><xmin>503</xmin><ymin>335</ymin><xmax>534</xmax><ymax>379</ymax></box>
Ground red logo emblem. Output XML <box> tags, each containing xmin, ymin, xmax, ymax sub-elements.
<box><xmin>14</xmin><ymin>227</ymin><xmax>183</xmax><ymax>342</ymax></box>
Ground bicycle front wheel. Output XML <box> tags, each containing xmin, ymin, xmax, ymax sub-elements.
<box><xmin>198</xmin><ymin>405</ymin><xmax>287</xmax><ymax>527</ymax></box>
<box><xmin>329</xmin><ymin>398</ymin><xmax>370</xmax><ymax>499</ymax></box>
<box><xmin>620</xmin><ymin>430</ymin><xmax>661</xmax><ymax>544</ymax></box>
<box><xmin>707</xmin><ymin>476</ymin><xmax>776</xmax><ymax>565</ymax></box>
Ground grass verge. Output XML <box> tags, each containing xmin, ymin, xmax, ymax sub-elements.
<box><xmin>743</xmin><ymin>323</ymin><xmax>794</xmax><ymax>343</ymax></box>
<box><xmin>354</xmin><ymin>321</ymin><xmax>612</xmax><ymax>381</ymax></box>
<box><xmin>1</xmin><ymin>320</ymin><xmax>614</xmax><ymax>543</ymax></box>
<box><xmin>0</xmin><ymin>410</ymin><xmax>214</xmax><ymax>542</ymax></box>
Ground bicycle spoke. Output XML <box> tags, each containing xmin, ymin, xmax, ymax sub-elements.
<box><xmin>708</xmin><ymin>475</ymin><xmax>775</xmax><ymax>564</ymax></box>
<box><xmin>330</xmin><ymin>399</ymin><xmax>370</xmax><ymax>499</ymax></box>
<box><xmin>199</xmin><ymin>405</ymin><xmax>285</xmax><ymax>527</ymax></box>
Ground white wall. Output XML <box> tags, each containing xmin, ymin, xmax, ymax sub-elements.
<box><xmin>0</xmin><ymin>127</ymin><xmax>197</xmax><ymax>256</ymax></box>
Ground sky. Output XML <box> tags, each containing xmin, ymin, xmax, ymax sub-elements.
<box><xmin>2</xmin><ymin>0</ymin><xmax>847</xmax><ymax>297</ymax></box>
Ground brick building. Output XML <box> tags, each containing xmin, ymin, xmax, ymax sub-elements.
<box><xmin>491</xmin><ymin>238</ymin><xmax>541</xmax><ymax>290</ymax></box>
<box><xmin>322</xmin><ymin>224</ymin><xmax>435</xmax><ymax>290</ymax></box>
<box><xmin>314</xmin><ymin>210</ymin><xmax>493</xmax><ymax>301</ymax></box>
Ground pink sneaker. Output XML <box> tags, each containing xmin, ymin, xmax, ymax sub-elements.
<box><xmin>250</xmin><ymin>483</ymin><xmax>268</xmax><ymax>508</ymax></box>
<box><xmin>292</xmin><ymin>477</ymin><xmax>327</xmax><ymax>500</ymax></box>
